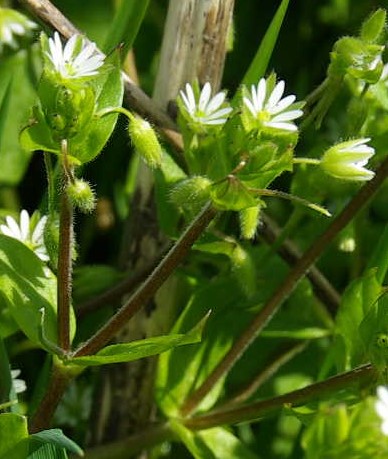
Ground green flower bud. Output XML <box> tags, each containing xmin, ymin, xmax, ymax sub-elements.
<box><xmin>329</xmin><ymin>37</ymin><xmax>384</xmax><ymax>84</ymax></box>
<box><xmin>170</xmin><ymin>176</ymin><xmax>211</xmax><ymax>213</ymax></box>
<box><xmin>321</xmin><ymin>138</ymin><xmax>375</xmax><ymax>181</ymax></box>
<box><xmin>67</xmin><ymin>179</ymin><xmax>96</xmax><ymax>213</ymax></box>
<box><xmin>39</xmin><ymin>77</ymin><xmax>96</xmax><ymax>142</ymax></box>
<box><xmin>128</xmin><ymin>117</ymin><xmax>163</xmax><ymax>168</ymax></box>
<box><xmin>239</xmin><ymin>205</ymin><xmax>261</xmax><ymax>240</ymax></box>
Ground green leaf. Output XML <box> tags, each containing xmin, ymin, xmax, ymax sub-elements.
<box><xmin>103</xmin><ymin>0</ymin><xmax>150</xmax><ymax>58</ymax></box>
<box><xmin>241</xmin><ymin>0</ymin><xmax>290</xmax><ymax>86</ymax></box>
<box><xmin>360</xmin><ymin>9</ymin><xmax>386</xmax><ymax>43</ymax></box>
<box><xmin>367</xmin><ymin>224</ymin><xmax>388</xmax><ymax>284</ymax></box>
<box><xmin>335</xmin><ymin>269</ymin><xmax>382</xmax><ymax>370</ymax></box>
<box><xmin>154</xmin><ymin>151</ymin><xmax>187</xmax><ymax>236</ymax></box>
<box><xmin>171</xmin><ymin>421</ymin><xmax>257</xmax><ymax>459</ymax></box>
<box><xmin>0</xmin><ymin>339</ymin><xmax>12</xmax><ymax>407</ymax></box>
<box><xmin>29</xmin><ymin>429</ymin><xmax>83</xmax><ymax>457</ymax></box>
<box><xmin>0</xmin><ymin>235</ymin><xmax>76</xmax><ymax>350</ymax></box>
<box><xmin>211</xmin><ymin>177</ymin><xmax>257</xmax><ymax>211</ymax></box>
<box><xmin>0</xmin><ymin>51</ymin><xmax>37</xmax><ymax>185</ymax></box>
<box><xmin>156</xmin><ymin>274</ymin><xmax>254</xmax><ymax>417</ymax></box>
<box><xmin>0</xmin><ymin>413</ymin><xmax>29</xmax><ymax>459</ymax></box>
<box><xmin>68</xmin><ymin>313</ymin><xmax>208</xmax><ymax>367</ymax></box>
<box><xmin>195</xmin><ymin>240</ymin><xmax>257</xmax><ymax>297</ymax></box>
<box><xmin>28</xmin><ymin>443</ymin><xmax>67</xmax><ymax>459</ymax></box>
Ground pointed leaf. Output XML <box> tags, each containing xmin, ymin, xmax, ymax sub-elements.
<box><xmin>0</xmin><ymin>413</ymin><xmax>29</xmax><ymax>459</ymax></box>
<box><xmin>29</xmin><ymin>429</ymin><xmax>83</xmax><ymax>457</ymax></box>
<box><xmin>0</xmin><ymin>235</ymin><xmax>76</xmax><ymax>349</ymax></box>
<box><xmin>171</xmin><ymin>421</ymin><xmax>257</xmax><ymax>459</ymax></box>
<box><xmin>68</xmin><ymin>313</ymin><xmax>209</xmax><ymax>367</ymax></box>
<box><xmin>241</xmin><ymin>0</ymin><xmax>290</xmax><ymax>86</ymax></box>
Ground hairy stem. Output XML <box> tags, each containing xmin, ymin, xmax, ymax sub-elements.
<box><xmin>84</xmin><ymin>362</ymin><xmax>375</xmax><ymax>455</ymax></box>
<box><xmin>184</xmin><ymin>363</ymin><xmax>376</xmax><ymax>429</ymax></box>
<box><xmin>29</xmin><ymin>361</ymin><xmax>73</xmax><ymax>433</ymax></box>
<box><xmin>57</xmin><ymin>141</ymin><xmax>73</xmax><ymax>353</ymax></box>
<box><xmin>180</xmin><ymin>155</ymin><xmax>388</xmax><ymax>417</ymax></box>
<box><xmin>73</xmin><ymin>203</ymin><xmax>217</xmax><ymax>357</ymax></box>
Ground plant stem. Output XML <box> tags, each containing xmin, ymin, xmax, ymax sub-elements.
<box><xmin>57</xmin><ymin>140</ymin><xmax>73</xmax><ymax>353</ymax></box>
<box><xmin>73</xmin><ymin>203</ymin><xmax>217</xmax><ymax>357</ymax></box>
<box><xmin>184</xmin><ymin>363</ymin><xmax>376</xmax><ymax>429</ymax></box>
<box><xmin>29</xmin><ymin>361</ymin><xmax>73</xmax><ymax>433</ymax></box>
<box><xmin>293</xmin><ymin>157</ymin><xmax>321</xmax><ymax>165</ymax></box>
<box><xmin>180</xmin><ymin>154</ymin><xmax>388</xmax><ymax>417</ymax></box>
<box><xmin>84</xmin><ymin>422</ymin><xmax>175</xmax><ymax>459</ymax></box>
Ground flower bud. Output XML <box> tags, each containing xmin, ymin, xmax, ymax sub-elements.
<box><xmin>320</xmin><ymin>138</ymin><xmax>375</xmax><ymax>181</ymax></box>
<box><xmin>67</xmin><ymin>179</ymin><xmax>96</xmax><ymax>213</ymax></box>
<box><xmin>239</xmin><ymin>205</ymin><xmax>260</xmax><ymax>240</ymax></box>
<box><xmin>128</xmin><ymin>117</ymin><xmax>163</xmax><ymax>168</ymax></box>
<box><xmin>39</xmin><ymin>78</ymin><xmax>96</xmax><ymax>142</ymax></box>
<box><xmin>170</xmin><ymin>176</ymin><xmax>211</xmax><ymax>213</ymax></box>
<box><xmin>328</xmin><ymin>37</ymin><xmax>384</xmax><ymax>84</ymax></box>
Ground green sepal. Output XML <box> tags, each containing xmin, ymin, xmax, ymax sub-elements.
<box><xmin>210</xmin><ymin>177</ymin><xmax>257</xmax><ymax>211</ymax></box>
<box><xmin>236</xmin><ymin>140</ymin><xmax>294</xmax><ymax>188</ymax></box>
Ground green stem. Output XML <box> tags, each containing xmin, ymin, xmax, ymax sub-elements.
<box><xmin>184</xmin><ymin>363</ymin><xmax>376</xmax><ymax>429</ymax></box>
<box><xmin>180</xmin><ymin>154</ymin><xmax>388</xmax><ymax>417</ymax></box>
<box><xmin>73</xmin><ymin>202</ymin><xmax>217</xmax><ymax>357</ymax></box>
<box><xmin>249</xmin><ymin>187</ymin><xmax>331</xmax><ymax>217</ymax></box>
<box><xmin>293</xmin><ymin>157</ymin><xmax>321</xmax><ymax>166</ymax></box>
<box><xmin>57</xmin><ymin>140</ymin><xmax>73</xmax><ymax>353</ymax></box>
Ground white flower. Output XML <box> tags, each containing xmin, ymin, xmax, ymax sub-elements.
<box><xmin>46</xmin><ymin>31</ymin><xmax>104</xmax><ymax>79</ymax></box>
<box><xmin>375</xmin><ymin>386</ymin><xmax>388</xmax><ymax>435</ymax></box>
<box><xmin>179</xmin><ymin>82</ymin><xmax>233</xmax><ymax>127</ymax></box>
<box><xmin>0</xmin><ymin>210</ymin><xmax>49</xmax><ymax>261</ymax></box>
<box><xmin>0</xmin><ymin>8</ymin><xmax>37</xmax><ymax>53</ymax></box>
<box><xmin>243</xmin><ymin>78</ymin><xmax>303</xmax><ymax>131</ymax></box>
<box><xmin>11</xmin><ymin>369</ymin><xmax>26</xmax><ymax>394</ymax></box>
<box><xmin>321</xmin><ymin>138</ymin><xmax>375</xmax><ymax>181</ymax></box>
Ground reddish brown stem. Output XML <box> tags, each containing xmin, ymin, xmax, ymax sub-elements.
<box><xmin>180</xmin><ymin>155</ymin><xmax>388</xmax><ymax>417</ymax></box>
